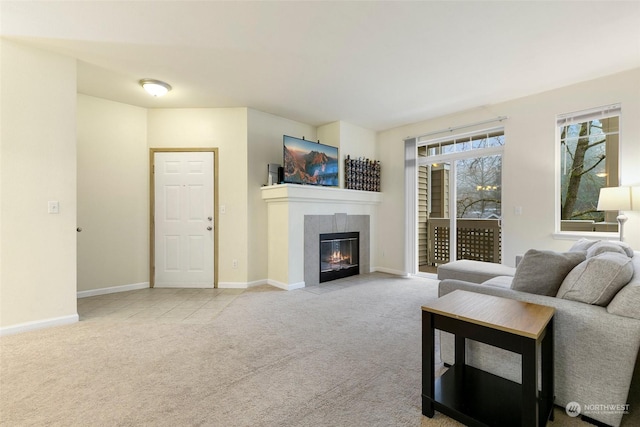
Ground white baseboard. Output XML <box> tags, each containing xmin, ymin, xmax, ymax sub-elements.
<box><xmin>153</xmin><ymin>283</ymin><xmax>212</xmax><ymax>289</ymax></box>
<box><xmin>0</xmin><ymin>314</ymin><xmax>79</xmax><ymax>337</ymax></box>
<box><xmin>77</xmin><ymin>282</ymin><xmax>149</xmax><ymax>298</ymax></box>
<box><xmin>218</xmin><ymin>279</ymin><xmax>303</xmax><ymax>290</ymax></box>
<box><xmin>246</xmin><ymin>279</ymin><xmax>269</xmax><ymax>288</ymax></box>
<box><xmin>217</xmin><ymin>279</ymin><xmax>267</xmax><ymax>289</ymax></box>
<box><xmin>373</xmin><ymin>266</ymin><xmax>408</xmax><ymax>277</ymax></box>
<box><xmin>267</xmin><ymin>279</ymin><xmax>305</xmax><ymax>291</ymax></box>
<box><xmin>218</xmin><ymin>279</ymin><xmax>285</xmax><ymax>289</ymax></box>
<box><xmin>217</xmin><ymin>282</ymin><xmax>246</xmax><ymax>289</ymax></box>
<box><xmin>218</xmin><ymin>282</ymin><xmax>247</xmax><ymax>289</ymax></box>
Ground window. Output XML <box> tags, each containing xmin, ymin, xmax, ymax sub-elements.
<box><xmin>558</xmin><ymin>104</ymin><xmax>620</xmax><ymax>233</ymax></box>
<box><xmin>419</xmin><ymin>129</ymin><xmax>504</xmax><ymax>157</ymax></box>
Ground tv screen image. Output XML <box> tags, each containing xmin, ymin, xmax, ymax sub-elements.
<box><xmin>283</xmin><ymin>135</ymin><xmax>339</xmax><ymax>186</ymax></box>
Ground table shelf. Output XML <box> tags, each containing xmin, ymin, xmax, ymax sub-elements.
<box><xmin>433</xmin><ymin>364</ymin><xmax>522</xmax><ymax>427</ymax></box>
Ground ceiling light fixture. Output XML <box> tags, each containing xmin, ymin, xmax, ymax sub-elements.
<box><xmin>139</xmin><ymin>79</ymin><xmax>172</xmax><ymax>97</ymax></box>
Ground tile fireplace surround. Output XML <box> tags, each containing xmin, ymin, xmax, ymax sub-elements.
<box><xmin>304</xmin><ymin>214</ymin><xmax>370</xmax><ymax>287</ymax></box>
<box><xmin>261</xmin><ymin>184</ymin><xmax>381</xmax><ymax>290</ymax></box>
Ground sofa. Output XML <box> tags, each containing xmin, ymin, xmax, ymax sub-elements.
<box><xmin>436</xmin><ymin>240</ymin><xmax>640</xmax><ymax>427</ymax></box>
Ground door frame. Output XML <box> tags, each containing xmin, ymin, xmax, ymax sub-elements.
<box><xmin>413</xmin><ymin>145</ymin><xmax>504</xmax><ymax>277</ymax></box>
<box><xmin>149</xmin><ymin>148</ymin><xmax>219</xmax><ymax>288</ymax></box>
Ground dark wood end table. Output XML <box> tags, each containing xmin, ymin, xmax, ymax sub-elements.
<box><xmin>422</xmin><ymin>290</ymin><xmax>555</xmax><ymax>427</ymax></box>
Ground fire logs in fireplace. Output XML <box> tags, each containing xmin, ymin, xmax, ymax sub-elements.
<box><xmin>319</xmin><ymin>232</ymin><xmax>359</xmax><ymax>283</ymax></box>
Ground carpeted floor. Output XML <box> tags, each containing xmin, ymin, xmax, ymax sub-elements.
<box><xmin>0</xmin><ymin>273</ymin><xmax>637</xmax><ymax>426</ymax></box>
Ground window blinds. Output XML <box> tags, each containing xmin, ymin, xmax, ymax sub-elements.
<box><xmin>557</xmin><ymin>103</ymin><xmax>621</xmax><ymax>126</ymax></box>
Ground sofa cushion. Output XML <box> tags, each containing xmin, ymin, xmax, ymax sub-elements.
<box><xmin>569</xmin><ymin>238</ymin><xmax>599</xmax><ymax>252</ymax></box>
<box><xmin>511</xmin><ymin>249</ymin><xmax>586</xmax><ymax>296</ymax></box>
<box><xmin>586</xmin><ymin>241</ymin><xmax>634</xmax><ymax>258</ymax></box>
<box><xmin>608</xmin><ymin>282</ymin><xmax>640</xmax><ymax>320</ymax></box>
<box><xmin>557</xmin><ymin>252</ymin><xmax>634</xmax><ymax>306</ymax></box>
<box><xmin>482</xmin><ymin>275</ymin><xmax>513</xmax><ymax>288</ymax></box>
<box><xmin>612</xmin><ymin>241</ymin><xmax>634</xmax><ymax>257</ymax></box>
<box><xmin>570</xmin><ymin>239</ymin><xmax>634</xmax><ymax>258</ymax></box>
<box><xmin>607</xmin><ymin>254</ymin><xmax>640</xmax><ymax>319</ymax></box>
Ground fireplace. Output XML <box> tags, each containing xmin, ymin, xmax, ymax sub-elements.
<box><xmin>319</xmin><ymin>232</ymin><xmax>359</xmax><ymax>283</ymax></box>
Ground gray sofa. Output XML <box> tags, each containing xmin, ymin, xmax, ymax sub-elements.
<box><xmin>437</xmin><ymin>247</ymin><xmax>640</xmax><ymax>427</ymax></box>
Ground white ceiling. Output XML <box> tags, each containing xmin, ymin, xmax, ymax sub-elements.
<box><xmin>2</xmin><ymin>1</ymin><xmax>639</xmax><ymax>131</ymax></box>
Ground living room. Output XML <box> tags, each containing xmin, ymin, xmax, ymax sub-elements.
<box><xmin>2</xmin><ymin>1</ymin><xmax>639</xmax><ymax>333</ymax></box>
<box><xmin>1</xmin><ymin>2</ymin><xmax>640</xmax><ymax>425</ymax></box>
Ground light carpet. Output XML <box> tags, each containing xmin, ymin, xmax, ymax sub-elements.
<box><xmin>1</xmin><ymin>273</ymin><xmax>636</xmax><ymax>426</ymax></box>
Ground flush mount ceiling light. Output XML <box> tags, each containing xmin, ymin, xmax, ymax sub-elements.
<box><xmin>139</xmin><ymin>79</ymin><xmax>172</xmax><ymax>97</ymax></box>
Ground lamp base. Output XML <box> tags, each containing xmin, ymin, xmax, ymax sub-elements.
<box><xmin>617</xmin><ymin>214</ymin><xmax>628</xmax><ymax>242</ymax></box>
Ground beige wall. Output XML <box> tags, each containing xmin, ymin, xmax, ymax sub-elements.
<box><xmin>147</xmin><ymin>108</ymin><xmax>249</xmax><ymax>285</ymax></box>
<box><xmin>377</xmin><ymin>68</ymin><xmax>640</xmax><ymax>273</ymax></box>
<box><xmin>77</xmin><ymin>105</ymin><xmax>318</xmax><ymax>289</ymax></box>
<box><xmin>247</xmin><ymin>109</ymin><xmax>316</xmax><ymax>283</ymax></box>
<box><xmin>318</xmin><ymin>121</ymin><xmax>377</xmax><ymax>189</ymax></box>
<box><xmin>0</xmin><ymin>40</ymin><xmax>78</xmax><ymax>331</ymax></box>
<box><xmin>77</xmin><ymin>95</ymin><xmax>148</xmax><ymax>292</ymax></box>
<box><xmin>4</xmin><ymin>39</ymin><xmax>637</xmax><ymax>332</ymax></box>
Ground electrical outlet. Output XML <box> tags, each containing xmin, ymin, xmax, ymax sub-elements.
<box><xmin>232</xmin><ymin>259</ymin><xmax>238</xmax><ymax>269</ymax></box>
<box><xmin>48</xmin><ymin>201</ymin><xmax>60</xmax><ymax>214</ymax></box>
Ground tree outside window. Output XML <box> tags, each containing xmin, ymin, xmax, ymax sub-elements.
<box><xmin>560</xmin><ymin>115</ymin><xmax>619</xmax><ymax>232</ymax></box>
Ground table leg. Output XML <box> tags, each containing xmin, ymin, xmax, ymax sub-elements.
<box><xmin>455</xmin><ymin>334</ymin><xmax>465</xmax><ymax>367</ymax></box>
<box><xmin>422</xmin><ymin>311</ymin><xmax>435</xmax><ymax>417</ymax></box>
<box><xmin>542</xmin><ymin>319</ymin><xmax>554</xmax><ymax>422</ymax></box>
<box><xmin>522</xmin><ymin>338</ymin><xmax>538</xmax><ymax>427</ymax></box>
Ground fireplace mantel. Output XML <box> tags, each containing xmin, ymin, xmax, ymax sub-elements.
<box><xmin>261</xmin><ymin>184</ymin><xmax>381</xmax><ymax>290</ymax></box>
<box><xmin>261</xmin><ymin>184</ymin><xmax>382</xmax><ymax>205</ymax></box>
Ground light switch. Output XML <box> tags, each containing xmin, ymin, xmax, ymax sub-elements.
<box><xmin>220</xmin><ymin>205</ymin><xmax>226</xmax><ymax>214</ymax></box>
<box><xmin>48</xmin><ymin>201</ymin><xmax>60</xmax><ymax>214</ymax></box>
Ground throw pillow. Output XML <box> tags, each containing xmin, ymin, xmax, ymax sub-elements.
<box><xmin>569</xmin><ymin>238</ymin><xmax>599</xmax><ymax>252</ymax></box>
<box><xmin>511</xmin><ymin>249</ymin><xmax>586</xmax><ymax>296</ymax></box>
<box><xmin>557</xmin><ymin>252</ymin><xmax>634</xmax><ymax>306</ymax></box>
<box><xmin>586</xmin><ymin>241</ymin><xmax>632</xmax><ymax>258</ymax></box>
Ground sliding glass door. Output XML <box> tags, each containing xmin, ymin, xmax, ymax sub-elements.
<box><xmin>417</xmin><ymin>130</ymin><xmax>503</xmax><ymax>274</ymax></box>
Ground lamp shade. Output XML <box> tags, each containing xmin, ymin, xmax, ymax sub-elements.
<box><xmin>597</xmin><ymin>186</ymin><xmax>632</xmax><ymax>211</ymax></box>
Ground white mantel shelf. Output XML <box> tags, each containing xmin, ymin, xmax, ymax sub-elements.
<box><xmin>261</xmin><ymin>183</ymin><xmax>382</xmax><ymax>204</ymax></box>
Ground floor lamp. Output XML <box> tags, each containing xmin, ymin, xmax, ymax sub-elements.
<box><xmin>597</xmin><ymin>186</ymin><xmax>633</xmax><ymax>242</ymax></box>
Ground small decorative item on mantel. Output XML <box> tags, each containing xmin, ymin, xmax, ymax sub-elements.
<box><xmin>344</xmin><ymin>155</ymin><xmax>381</xmax><ymax>192</ymax></box>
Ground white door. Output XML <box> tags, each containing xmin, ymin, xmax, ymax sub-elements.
<box><xmin>154</xmin><ymin>151</ymin><xmax>214</xmax><ymax>287</ymax></box>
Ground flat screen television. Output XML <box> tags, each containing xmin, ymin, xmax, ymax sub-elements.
<box><xmin>283</xmin><ymin>135</ymin><xmax>339</xmax><ymax>186</ymax></box>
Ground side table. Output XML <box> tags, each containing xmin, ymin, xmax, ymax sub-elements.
<box><xmin>422</xmin><ymin>290</ymin><xmax>555</xmax><ymax>427</ymax></box>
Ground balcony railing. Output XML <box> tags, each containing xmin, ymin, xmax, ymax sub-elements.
<box><xmin>425</xmin><ymin>218</ymin><xmax>501</xmax><ymax>266</ymax></box>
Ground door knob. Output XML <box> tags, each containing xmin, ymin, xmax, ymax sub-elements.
<box><xmin>208</xmin><ymin>216</ymin><xmax>213</xmax><ymax>221</ymax></box>
<box><xmin>77</xmin><ymin>227</ymin><xmax>82</xmax><ymax>232</ymax></box>
<box><xmin>207</xmin><ymin>226</ymin><xmax>213</xmax><ymax>231</ymax></box>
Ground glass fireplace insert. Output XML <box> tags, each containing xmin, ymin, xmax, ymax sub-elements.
<box><xmin>319</xmin><ymin>232</ymin><xmax>359</xmax><ymax>283</ymax></box>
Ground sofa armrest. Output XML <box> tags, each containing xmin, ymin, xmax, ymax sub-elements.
<box><xmin>436</xmin><ymin>260</ymin><xmax>516</xmax><ymax>283</ymax></box>
<box><xmin>438</xmin><ymin>279</ymin><xmax>640</xmax><ymax>427</ymax></box>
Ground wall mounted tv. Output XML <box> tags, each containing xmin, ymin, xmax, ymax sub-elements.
<box><xmin>283</xmin><ymin>135</ymin><xmax>339</xmax><ymax>187</ymax></box>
